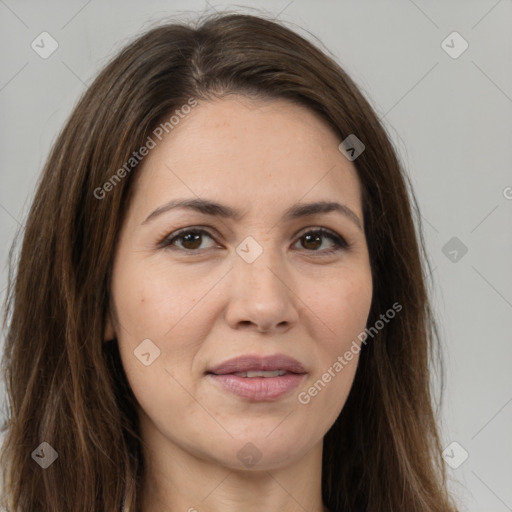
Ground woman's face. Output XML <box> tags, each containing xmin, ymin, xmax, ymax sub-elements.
<box><xmin>106</xmin><ymin>96</ymin><xmax>373</xmax><ymax>471</ymax></box>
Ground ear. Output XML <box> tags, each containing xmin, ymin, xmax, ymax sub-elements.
<box><xmin>104</xmin><ymin>310</ymin><xmax>116</xmax><ymax>342</ymax></box>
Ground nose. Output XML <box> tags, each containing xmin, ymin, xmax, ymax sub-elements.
<box><xmin>224</xmin><ymin>244</ymin><xmax>299</xmax><ymax>334</ymax></box>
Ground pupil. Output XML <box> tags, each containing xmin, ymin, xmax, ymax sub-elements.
<box><xmin>303</xmin><ymin>233</ymin><xmax>321</xmax><ymax>250</ymax></box>
<box><xmin>183</xmin><ymin>232</ymin><xmax>201</xmax><ymax>250</ymax></box>
<box><xmin>179</xmin><ymin>232</ymin><xmax>324</xmax><ymax>251</ymax></box>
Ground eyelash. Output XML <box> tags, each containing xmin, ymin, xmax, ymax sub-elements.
<box><xmin>159</xmin><ymin>226</ymin><xmax>349</xmax><ymax>256</ymax></box>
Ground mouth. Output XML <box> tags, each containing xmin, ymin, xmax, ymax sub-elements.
<box><xmin>230</xmin><ymin>370</ymin><xmax>288</xmax><ymax>378</ymax></box>
<box><xmin>206</xmin><ymin>354</ymin><xmax>307</xmax><ymax>401</ymax></box>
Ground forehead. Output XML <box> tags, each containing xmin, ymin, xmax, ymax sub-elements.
<box><xmin>130</xmin><ymin>96</ymin><xmax>363</xmax><ymax>219</ymax></box>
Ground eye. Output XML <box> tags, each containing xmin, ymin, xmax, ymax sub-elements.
<box><xmin>161</xmin><ymin>228</ymin><xmax>217</xmax><ymax>252</ymax></box>
<box><xmin>293</xmin><ymin>228</ymin><xmax>348</xmax><ymax>255</ymax></box>
<box><xmin>160</xmin><ymin>227</ymin><xmax>349</xmax><ymax>255</ymax></box>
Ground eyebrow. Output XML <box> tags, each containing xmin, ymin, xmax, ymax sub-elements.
<box><xmin>142</xmin><ymin>198</ymin><xmax>363</xmax><ymax>231</ymax></box>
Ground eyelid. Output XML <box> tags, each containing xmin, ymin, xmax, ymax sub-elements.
<box><xmin>157</xmin><ymin>225</ymin><xmax>219</xmax><ymax>250</ymax></box>
<box><xmin>294</xmin><ymin>227</ymin><xmax>349</xmax><ymax>252</ymax></box>
<box><xmin>159</xmin><ymin>224</ymin><xmax>350</xmax><ymax>254</ymax></box>
<box><xmin>158</xmin><ymin>226</ymin><xmax>352</xmax><ymax>258</ymax></box>
<box><xmin>294</xmin><ymin>225</ymin><xmax>345</xmax><ymax>240</ymax></box>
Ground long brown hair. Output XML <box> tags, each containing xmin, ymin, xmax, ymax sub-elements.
<box><xmin>1</xmin><ymin>11</ymin><xmax>457</xmax><ymax>512</ymax></box>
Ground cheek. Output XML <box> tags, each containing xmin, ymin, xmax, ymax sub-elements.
<box><xmin>110</xmin><ymin>266</ymin><xmax>196</xmax><ymax>435</ymax></box>
<box><xmin>112</xmin><ymin>255</ymin><xmax>215</xmax><ymax>342</ymax></box>
<box><xmin>110</xmin><ymin>256</ymin><xmax>217</xmax><ymax>401</ymax></box>
<box><xmin>306</xmin><ymin>267</ymin><xmax>373</xmax><ymax>348</ymax></box>
<box><xmin>305</xmin><ymin>268</ymin><xmax>371</xmax><ymax>371</ymax></box>
<box><xmin>294</xmin><ymin>270</ymin><xmax>372</xmax><ymax>430</ymax></box>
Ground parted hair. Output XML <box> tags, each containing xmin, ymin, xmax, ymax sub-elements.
<box><xmin>1</xmin><ymin>11</ymin><xmax>457</xmax><ymax>512</ymax></box>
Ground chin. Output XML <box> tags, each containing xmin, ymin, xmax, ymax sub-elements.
<box><xmin>202</xmin><ymin>433</ymin><xmax>312</xmax><ymax>472</ymax></box>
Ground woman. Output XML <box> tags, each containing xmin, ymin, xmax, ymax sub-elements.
<box><xmin>0</xmin><ymin>11</ymin><xmax>458</xmax><ymax>512</ymax></box>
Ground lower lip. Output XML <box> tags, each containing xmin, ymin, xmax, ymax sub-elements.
<box><xmin>208</xmin><ymin>373</ymin><xmax>306</xmax><ymax>401</ymax></box>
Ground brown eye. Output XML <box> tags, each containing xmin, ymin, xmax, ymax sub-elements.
<box><xmin>163</xmin><ymin>229</ymin><xmax>216</xmax><ymax>251</ymax></box>
<box><xmin>295</xmin><ymin>229</ymin><xmax>348</xmax><ymax>254</ymax></box>
<box><xmin>301</xmin><ymin>233</ymin><xmax>322</xmax><ymax>250</ymax></box>
<box><xmin>179</xmin><ymin>232</ymin><xmax>203</xmax><ymax>250</ymax></box>
<box><xmin>161</xmin><ymin>227</ymin><xmax>348</xmax><ymax>255</ymax></box>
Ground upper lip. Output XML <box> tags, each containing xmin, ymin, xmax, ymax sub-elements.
<box><xmin>207</xmin><ymin>354</ymin><xmax>307</xmax><ymax>375</ymax></box>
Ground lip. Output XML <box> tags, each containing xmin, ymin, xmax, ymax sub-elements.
<box><xmin>207</xmin><ymin>354</ymin><xmax>307</xmax><ymax>375</ymax></box>
<box><xmin>206</xmin><ymin>354</ymin><xmax>307</xmax><ymax>402</ymax></box>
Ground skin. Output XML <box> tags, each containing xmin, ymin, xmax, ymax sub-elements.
<box><xmin>105</xmin><ymin>95</ymin><xmax>373</xmax><ymax>512</ymax></box>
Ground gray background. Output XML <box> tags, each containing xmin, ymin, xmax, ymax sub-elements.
<box><xmin>1</xmin><ymin>1</ymin><xmax>511</xmax><ymax>510</ymax></box>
